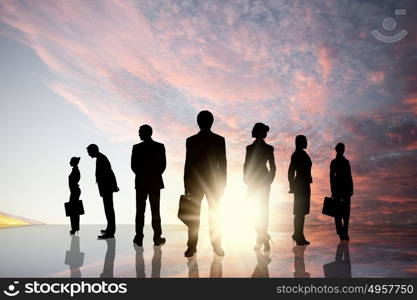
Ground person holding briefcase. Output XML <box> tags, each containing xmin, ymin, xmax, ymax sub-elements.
<box><xmin>67</xmin><ymin>156</ymin><xmax>82</xmax><ymax>235</ymax></box>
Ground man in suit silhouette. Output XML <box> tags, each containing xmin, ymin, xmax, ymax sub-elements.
<box><xmin>87</xmin><ymin>144</ymin><xmax>119</xmax><ymax>239</ymax></box>
<box><xmin>131</xmin><ymin>125</ymin><xmax>166</xmax><ymax>247</ymax></box>
<box><xmin>183</xmin><ymin>110</ymin><xmax>227</xmax><ymax>257</ymax></box>
<box><xmin>330</xmin><ymin>143</ymin><xmax>353</xmax><ymax>240</ymax></box>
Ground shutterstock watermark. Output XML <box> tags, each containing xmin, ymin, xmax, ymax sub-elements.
<box><xmin>2</xmin><ymin>281</ymin><xmax>127</xmax><ymax>297</ymax></box>
<box><xmin>371</xmin><ymin>9</ymin><xmax>408</xmax><ymax>43</ymax></box>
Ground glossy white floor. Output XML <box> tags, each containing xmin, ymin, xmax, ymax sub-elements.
<box><xmin>0</xmin><ymin>224</ymin><xmax>416</xmax><ymax>278</ymax></box>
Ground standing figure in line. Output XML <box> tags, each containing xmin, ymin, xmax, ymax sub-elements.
<box><xmin>68</xmin><ymin>157</ymin><xmax>81</xmax><ymax>235</ymax></box>
<box><xmin>131</xmin><ymin>124</ymin><xmax>166</xmax><ymax>247</ymax></box>
<box><xmin>288</xmin><ymin>135</ymin><xmax>312</xmax><ymax>245</ymax></box>
<box><xmin>87</xmin><ymin>144</ymin><xmax>119</xmax><ymax>239</ymax></box>
<box><xmin>183</xmin><ymin>110</ymin><xmax>227</xmax><ymax>258</ymax></box>
<box><xmin>243</xmin><ymin>123</ymin><xmax>276</xmax><ymax>251</ymax></box>
<box><xmin>330</xmin><ymin>143</ymin><xmax>353</xmax><ymax>241</ymax></box>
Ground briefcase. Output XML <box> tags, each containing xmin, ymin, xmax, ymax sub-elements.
<box><xmin>65</xmin><ymin>200</ymin><xmax>85</xmax><ymax>217</ymax></box>
<box><xmin>178</xmin><ymin>194</ymin><xmax>199</xmax><ymax>226</ymax></box>
<box><xmin>322</xmin><ymin>196</ymin><xmax>337</xmax><ymax>217</ymax></box>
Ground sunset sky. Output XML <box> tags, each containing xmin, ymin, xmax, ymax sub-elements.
<box><xmin>0</xmin><ymin>0</ymin><xmax>416</xmax><ymax>227</ymax></box>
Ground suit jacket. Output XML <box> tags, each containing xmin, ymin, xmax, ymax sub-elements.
<box><xmin>330</xmin><ymin>154</ymin><xmax>353</xmax><ymax>197</ymax></box>
<box><xmin>95</xmin><ymin>152</ymin><xmax>118</xmax><ymax>197</ymax></box>
<box><xmin>288</xmin><ymin>149</ymin><xmax>312</xmax><ymax>187</ymax></box>
<box><xmin>131</xmin><ymin>139</ymin><xmax>166</xmax><ymax>190</ymax></box>
<box><xmin>244</xmin><ymin>140</ymin><xmax>276</xmax><ymax>187</ymax></box>
<box><xmin>184</xmin><ymin>130</ymin><xmax>227</xmax><ymax>194</ymax></box>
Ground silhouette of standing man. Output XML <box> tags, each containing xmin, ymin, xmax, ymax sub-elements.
<box><xmin>330</xmin><ymin>143</ymin><xmax>353</xmax><ymax>241</ymax></box>
<box><xmin>131</xmin><ymin>125</ymin><xmax>166</xmax><ymax>247</ymax></box>
<box><xmin>183</xmin><ymin>110</ymin><xmax>227</xmax><ymax>257</ymax></box>
<box><xmin>288</xmin><ymin>135</ymin><xmax>312</xmax><ymax>245</ymax></box>
<box><xmin>87</xmin><ymin>144</ymin><xmax>119</xmax><ymax>239</ymax></box>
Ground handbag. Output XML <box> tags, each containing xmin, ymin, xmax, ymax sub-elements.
<box><xmin>178</xmin><ymin>194</ymin><xmax>199</xmax><ymax>226</ymax></box>
<box><xmin>322</xmin><ymin>196</ymin><xmax>337</xmax><ymax>217</ymax></box>
<box><xmin>65</xmin><ymin>200</ymin><xmax>85</xmax><ymax>217</ymax></box>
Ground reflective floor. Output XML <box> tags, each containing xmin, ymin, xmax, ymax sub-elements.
<box><xmin>0</xmin><ymin>224</ymin><xmax>416</xmax><ymax>278</ymax></box>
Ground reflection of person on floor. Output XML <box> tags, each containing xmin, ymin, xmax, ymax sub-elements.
<box><xmin>134</xmin><ymin>244</ymin><xmax>145</xmax><ymax>278</ymax></box>
<box><xmin>187</xmin><ymin>256</ymin><xmax>199</xmax><ymax>278</ymax></box>
<box><xmin>210</xmin><ymin>256</ymin><xmax>223</xmax><ymax>278</ymax></box>
<box><xmin>134</xmin><ymin>245</ymin><xmax>163</xmax><ymax>278</ymax></box>
<box><xmin>152</xmin><ymin>246</ymin><xmax>162</xmax><ymax>278</ymax></box>
<box><xmin>293</xmin><ymin>246</ymin><xmax>310</xmax><ymax>278</ymax></box>
<box><xmin>100</xmin><ymin>238</ymin><xmax>116</xmax><ymax>278</ymax></box>
<box><xmin>244</xmin><ymin>123</ymin><xmax>276</xmax><ymax>251</ymax></box>
<box><xmin>323</xmin><ymin>241</ymin><xmax>351</xmax><ymax>278</ymax></box>
<box><xmin>64</xmin><ymin>235</ymin><xmax>84</xmax><ymax>278</ymax></box>
<box><xmin>251</xmin><ymin>250</ymin><xmax>271</xmax><ymax>278</ymax></box>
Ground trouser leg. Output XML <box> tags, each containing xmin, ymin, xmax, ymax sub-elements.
<box><xmin>344</xmin><ymin>197</ymin><xmax>351</xmax><ymax>236</ymax></box>
<box><xmin>258</xmin><ymin>186</ymin><xmax>270</xmax><ymax>240</ymax></box>
<box><xmin>207</xmin><ymin>192</ymin><xmax>222</xmax><ymax>248</ymax></box>
<box><xmin>187</xmin><ymin>191</ymin><xmax>203</xmax><ymax>249</ymax></box>
<box><xmin>149</xmin><ymin>189</ymin><xmax>162</xmax><ymax>241</ymax></box>
<box><xmin>70</xmin><ymin>215</ymin><xmax>80</xmax><ymax>231</ymax></box>
<box><xmin>103</xmin><ymin>193</ymin><xmax>116</xmax><ymax>234</ymax></box>
<box><xmin>335</xmin><ymin>216</ymin><xmax>343</xmax><ymax>235</ymax></box>
<box><xmin>135</xmin><ymin>189</ymin><xmax>148</xmax><ymax>240</ymax></box>
<box><xmin>294</xmin><ymin>214</ymin><xmax>305</xmax><ymax>239</ymax></box>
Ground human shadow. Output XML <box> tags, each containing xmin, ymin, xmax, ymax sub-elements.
<box><xmin>323</xmin><ymin>241</ymin><xmax>352</xmax><ymax>278</ymax></box>
<box><xmin>100</xmin><ymin>238</ymin><xmax>116</xmax><ymax>278</ymax></box>
<box><xmin>251</xmin><ymin>250</ymin><xmax>271</xmax><ymax>278</ymax></box>
<box><xmin>187</xmin><ymin>256</ymin><xmax>199</xmax><ymax>278</ymax></box>
<box><xmin>293</xmin><ymin>246</ymin><xmax>310</xmax><ymax>278</ymax></box>
<box><xmin>64</xmin><ymin>235</ymin><xmax>84</xmax><ymax>278</ymax></box>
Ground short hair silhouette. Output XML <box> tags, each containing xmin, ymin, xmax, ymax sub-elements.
<box><xmin>87</xmin><ymin>144</ymin><xmax>99</xmax><ymax>157</ymax></box>
<box><xmin>70</xmin><ymin>157</ymin><xmax>80</xmax><ymax>166</ymax></box>
<box><xmin>295</xmin><ymin>135</ymin><xmax>307</xmax><ymax>149</ymax></box>
<box><xmin>197</xmin><ymin>110</ymin><xmax>214</xmax><ymax>130</ymax></box>
<box><xmin>335</xmin><ymin>143</ymin><xmax>345</xmax><ymax>155</ymax></box>
<box><xmin>139</xmin><ymin>124</ymin><xmax>153</xmax><ymax>140</ymax></box>
<box><xmin>252</xmin><ymin>123</ymin><xmax>269</xmax><ymax>139</ymax></box>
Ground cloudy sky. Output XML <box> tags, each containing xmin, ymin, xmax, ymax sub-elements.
<box><xmin>0</xmin><ymin>0</ymin><xmax>416</xmax><ymax>227</ymax></box>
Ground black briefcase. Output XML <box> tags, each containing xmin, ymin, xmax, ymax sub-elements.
<box><xmin>65</xmin><ymin>200</ymin><xmax>85</xmax><ymax>217</ymax></box>
<box><xmin>322</xmin><ymin>196</ymin><xmax>337</xmax><ymax>217</ymax></box>
<box><xmin>178</xmin><ymin>194</ymin><xmax>199</xmax><ymax>226</ymax></box>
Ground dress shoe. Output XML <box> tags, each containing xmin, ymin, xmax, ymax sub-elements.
<box><xmin>154</xmin><ymin>237</ymin><xmax>166</xmax><ymax>246</ymax></box>
<box><xmin>341</xmin><ymin>234</ymin><xmax>350</xmax><ymax>241</ymax></box>
<box><xmin>133</xmin><ymin>236</ymin><xmax>143</xmax><ymax>247</ymax></box>
<box><xmin>213</xmin><ymin>246</ymin><xmax>225</xmax><ymax>257</ymax></box>
<box><xmin>100</xmin><ymin>229</ymin><xmax>107</xmax><ymax>234</ymax></box>
<box><xmin>98</xmin><ymin>233</ymin><xmax>114</xmax><ymax>239</ymax></box>
<box><xmin>184</xmin><ymin>247</ymin><xmax>197</xmax><ymax>257</ymax></box>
